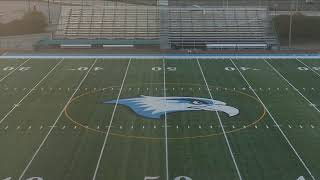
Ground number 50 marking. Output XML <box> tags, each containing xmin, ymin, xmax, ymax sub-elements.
<box><xmin>144</xmin><ymin>176</ymin><xmax>191</xmax><ymax>180</ymax></box>
<box><xmin>152</xmin><ymin>67</ymin><xmax>176</xmax><ymax>71</ymax></box>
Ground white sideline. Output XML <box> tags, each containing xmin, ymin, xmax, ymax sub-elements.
<box><xmin>265</xmin><ymin>58</ymin><xmax>320</xmax><ymax>113</ymax></box>
<box><xmin>0</xmin><ymin>58</ymin><xmax>30</xmax><ymax>82</ymax></box>
<box><xmin>18</xmin><ymin>58</ymin><xmax>98</xmax><ymax>180</ymax></box>
<box><xmin>92</xmin><ymin>58</ymin><xmax>132</xmax><ymax>180</ymax></box>
<box><xmin>0</xmin><ymin>58</ymin><xmax>63</xmax><ymax>125</ymax></box>
<box><xmin>197</xmin><ymin>58</ymin><xmax>243</xmax><ymax>180</ymax></box>
<box><xmin>163</xmin><ymin>58</ymin><xmax>169</xmax><ymax>180</ymax></box>
<box><xmin>230</xmin><ymin>58</ymin><xmax>315</xmax><ymax>180</ymax></box>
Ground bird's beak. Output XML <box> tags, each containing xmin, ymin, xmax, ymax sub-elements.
<box><xmin>202</xmin><ymin>105</ymin><xmax>239</xmax><ymax>117</ymax></box>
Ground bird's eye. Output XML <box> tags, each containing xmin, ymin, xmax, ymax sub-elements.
<box><xmin>192</xmin><ymin>101</ymin><xmax>202</xmax><ymax>105</ymax></box>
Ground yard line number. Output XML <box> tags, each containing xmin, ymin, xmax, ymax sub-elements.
<box><xmin>144</xmin><ymin>176</ymin><xmax>191</xmax><ymax>180</ymax></box>
<box><xmin>3</xmin><ymin>177</ymin><xmax>42</xmax><ymax>180</ymax></box>
<box><xmin>2</xmin><ymin>67</ymin><xmax>31</xmax><ymax>71</ymax></box>
<box><xmin>297</xmin><ymin>67</ymin><xmax>320</xmax><ymax>71</ymax></box>
<box><xmin>69</xmin><ymin>67</ymin><xmax>103</xmax><ymax>71</ymax></box>
<box><xmin>225</xmin><ymin>67</ymin><xmax>260</xmax><ymax>71</ymax></box>
<box><xmin>4</xmin><ymin>176</ymin><xmax>191</xmax><ymax>180</ymax></box>
<box><xmin>152</xmin><ymin>67</ymin><xmax>177</xmax><ymax>71</ymax></box>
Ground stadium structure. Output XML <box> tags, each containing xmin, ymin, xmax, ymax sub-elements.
<box><xmin>2</xmin><ymin>1</ymin><xmax>320</xmax><ymax>180</ymax></box>
<box><xmin>37</xmin><ymin>0</ymin><xmax>281</xmax><ymax>50</ymax></box>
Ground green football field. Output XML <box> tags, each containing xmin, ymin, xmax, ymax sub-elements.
<box><xmin>0</xmin><ymin>57</ymin><xmax>320</xmax><ymax>180</ymax></box>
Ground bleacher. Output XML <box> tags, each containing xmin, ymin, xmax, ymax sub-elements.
<box><xmin>167</xmin><ymin>7</ymin><xmax>278</xmax><ymax>49</ymax></box>
<box><xmin>52</xmin><ymin>6</ymin><xmax>278</xmax><ymax>50</ymax></box>
<box><xmin>55</xmin><ymin>6</ymin><xmax>159</xmax><ymax>40</ymax></box>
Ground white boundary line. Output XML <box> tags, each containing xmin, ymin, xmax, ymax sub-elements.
<box><xmin>296</xmin><ymin>58</ymin><xmax>320</xmax><ymax>78</ymax></box>
<box><xmin>92</xmin><ymin>58</ymin><xmax>132</xmax><ymax>180</ymax></box>
<box><xmin>0</xmin><ymin>58</ymin><xmax>64</xmax><ymax>125</ymax></box>
<box><xmin>196</xmin><ymin>58</ymin><xmax>243</xmax><ymax>180</ymax></box>
<box><xmin>265</xmin><ymin>58</ymin><xmax>320</xmax><ymax>113</ymax></box>
<box><xmin>230</xmin><ymin>58</ymin><xmax>316</xmax><ymax>180</ymax></box>
<box><xmin>163</xmin><ymin>58</ymin><xmax>169</xmax><ymax>180</ymax></box>
<box><xmin>18</xmin><ymin>58</ymin><xmax>98</xmax><ymax>180</ymax></box>
<box><xmin>0</xmin><ymin>58</ymin><xmax>30</xmax><ymax>82</ymax></box>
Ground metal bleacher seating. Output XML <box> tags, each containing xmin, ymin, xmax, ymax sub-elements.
<box><xmin>54</xmin><ymin>5</ymin><xmax>278</xmax><ymax>49</ymax></box>
<box><xmin>55</xmin><ymin>5</ymin><xmax>160</xmax><ymax>40</ymax></box>
<box><xmin>167</xmin><ymin>7</ymin><xmax>278</xmax><ymax>49</ymax></box>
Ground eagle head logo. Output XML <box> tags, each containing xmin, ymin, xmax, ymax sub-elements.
<box><xmin>104</xmin><ymin>96</ymin><xmax>239</xmax><ymax>119</ymax></box>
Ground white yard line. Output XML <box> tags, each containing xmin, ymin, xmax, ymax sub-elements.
<box><xmin>0</xmin><ymin>58</ymin><xmax>30</xmax><ymax>82</ymax></box>
<box><xmin>230</xmin><ymin>58</ymin><xmax>315</xmax><ymax>180</ymax></box>
<box><xmin>92</xmin><ymin>58</ymin><xmax>132</xmax><ymax>180</ymax></box>
<box><xmin>18</xmin><ymin>58</ymin><xmax>98</xmax><ymax>180</ymax></box>
<box><xmin>0</xmin><ymin>59</ymin><xmax>63</xmax><ymax>125</ymax></box>
<box><xmin>196</xmin><ymin>58</ymin><xmax>243</xmax><ymax>180</ymax></box>
<box><xmin>296</xmin><ymin>58</ymin><xmax>320</xmax><ymax>78</ymax></box>
<box><xmin>163</xmin><ymin>58</ymin><xmax>169</xmax><ymax>180</ymax></box>
<box><xmin>265</xmin><ymin>58</ymin><xmax>320</xmax><ymax>113</ymax></box>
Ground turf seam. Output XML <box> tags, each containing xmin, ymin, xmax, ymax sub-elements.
<box><xmin>18</xmin><ymin>58</ymin><xmax>98</xmax><ymax>180</ymax></box>
<box><xmin>230</xmin><ymin>58</ymin><xmax>316</xmax><ymax>180</ymax></box>
<box><xmin>197</xmin><ymin>58</ymin><xmax>243</xmax><ymax>180</ymax></box>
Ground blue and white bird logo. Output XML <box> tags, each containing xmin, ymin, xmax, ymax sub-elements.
<box><xmin>104</xmin><ymin>96</ymin><xmax>239</xmax><ymax>119</ymax></box>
